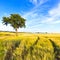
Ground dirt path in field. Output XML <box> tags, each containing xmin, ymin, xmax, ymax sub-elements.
<box><xmin>49</xmin><ymin>39</ymin><xmax>60</xmax><ymax>60</ymax></box>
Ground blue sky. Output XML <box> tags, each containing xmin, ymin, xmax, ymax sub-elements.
<box><xmin>0</xmin><ymin>0</ymin><xmax>60</xmax><ymax>32</ymax></box>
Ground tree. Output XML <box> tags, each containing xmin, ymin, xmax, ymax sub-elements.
<box><xmin>2</xmin><ymin>14</ymin><xmax>26</xmax><ymax>36</ymax></box>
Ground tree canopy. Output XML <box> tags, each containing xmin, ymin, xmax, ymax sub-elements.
<box><xmin>2</xmin><ymin>14</ymin><xmax>26</xmax><ymax>35</ymax></box>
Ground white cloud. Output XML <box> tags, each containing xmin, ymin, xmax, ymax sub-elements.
<box><xmin>30</xmin><ymin>0</ymin><xmax>38</xmax><ymax>5</ymax></box>
<box><xmin>23</xmin><ymin>0</ymin><xmax>48</xmax><ymax>20</ymax></box>
<box><xmin>23</xmin><ymin>2</ymin><xmax>60</xmax><ymax>32</ymax></box>
<box><xmin>41</xmin><ymin>3</ymin><xmax>60</xmax><ymax>24</ymax></box>
<box><xmin>39</xmin><ymin>0</ymin><xmax>48</xmax><ymax>5</ymax></box>
<box><xmin>49</xmin><ymin>4</ymin><xmax>60</xmax><ymax>16</ymax></box>
<box><xmin>29</xmin><ymin>0</ymin><xmax>48</xmax><ymax>5</ymax></box>
<box><xmin>22</xmin><ymin>0</ymin><xmax>48</xmax><ymax>27</ymax></box>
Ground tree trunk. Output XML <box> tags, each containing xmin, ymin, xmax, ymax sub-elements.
<box><xmin>15</xmin><ymin>28</ymin><xmax>18</xmax><ymax>36</ymax></box>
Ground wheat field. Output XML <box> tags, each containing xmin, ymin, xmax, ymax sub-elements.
<box><xmin>0</xmin><ymin>32</ymin><xmax>60</xmax><ymax>60</ymax></box>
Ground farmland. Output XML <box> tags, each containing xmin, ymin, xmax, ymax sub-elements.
<box><xmin>0</xmin><ymin>32</ymin><xmax>60</xmax><ymax>60</ymax></box>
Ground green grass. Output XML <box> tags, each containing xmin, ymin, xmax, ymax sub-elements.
<box><xmin>0</xmin><ymin>32</ymin><xmax>60</xmax><ymax>60</ymax></box>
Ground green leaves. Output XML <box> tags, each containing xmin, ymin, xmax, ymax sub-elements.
<box><xmin>2</xmin><ymin>14</ymin><xmax>26</xmax><ymax>29</ymax></box>
<box><xmin>2</xmin><ymin>17</ymin><xmax>10</xmax><ymax>26</ymax></box>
